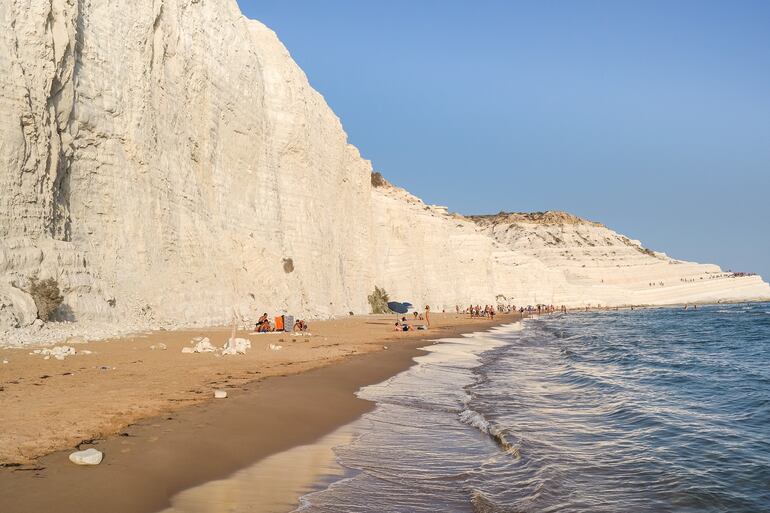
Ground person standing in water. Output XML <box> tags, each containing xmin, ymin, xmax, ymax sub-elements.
<box><xmin>425</xmin><ymin>305</ymin><xmax>431</xmax><ymax>328</ymax></box>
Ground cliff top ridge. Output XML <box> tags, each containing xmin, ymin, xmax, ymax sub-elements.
<box><xmin>467</xmin><ymin>211</ymin><xmax>604</xmax><ymax>227</ymax></box>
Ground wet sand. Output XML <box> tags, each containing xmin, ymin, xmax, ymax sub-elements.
<box><xmin>0</xmin><ymin>312</ymin><xmax>517</xmax><ymax>513</ymax></box>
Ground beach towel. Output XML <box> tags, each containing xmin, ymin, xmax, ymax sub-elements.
<box><xmin>284</xmin><ymin>315</ymin><xmax>294</xmax><ymax>332</ymax></box>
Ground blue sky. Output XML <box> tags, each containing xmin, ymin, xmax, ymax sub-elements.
<box><xmin>238</xmin><ymin>0</ymin><xmax>770</xmax><ymax>280</ymax></box>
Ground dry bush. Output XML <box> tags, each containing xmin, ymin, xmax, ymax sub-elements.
<box><xmin>29</xmin><ymin>277</ymin><xmax>64</xmax><ymax>321</ymax></box>
<box><xmin>371</xmin><ymin>171</ymin><xmax>387</xmax><ymax>188</ymax></box>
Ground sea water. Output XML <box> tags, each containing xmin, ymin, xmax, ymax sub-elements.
<box><xmin>296</xmin><ymin>303</ymin><xmax>770</xmax><ymax>512</ymax></box>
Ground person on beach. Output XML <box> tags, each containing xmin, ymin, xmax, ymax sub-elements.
<box><xmin>256</xmin><ymin>313</ymin><xmax>271</xmax><ymax>332</ymax></box>
<box><xmin>394</xmin><ymin>321</ymin><xmax>413</xmax><ymax>332</ymax></box>
<box><xmin>425</xmin><ymin>305</ymin><xmax>431</xmax><ymax>328</ymax></box>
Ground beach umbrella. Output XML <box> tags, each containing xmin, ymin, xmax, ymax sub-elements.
<box><xmin>387</xmin><ymin>301</ymin><xmax>409</xmax><ymax>314</ymax></box>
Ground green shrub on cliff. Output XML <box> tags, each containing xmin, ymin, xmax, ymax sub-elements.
<box><xmin>368</xmin><ymin>286</ymin><xmax>391</xmax><ymax>314</ymax></box>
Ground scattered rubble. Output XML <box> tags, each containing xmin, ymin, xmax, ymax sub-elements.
<box><xmin>182</xmin><ymin>337</ymin><xmax>251</xmax><ymax>356</ymax></box>
<box><xmin>30</xmin><ymin>345</ymin><xmax>77</xmax><ymax>360</ymax></box>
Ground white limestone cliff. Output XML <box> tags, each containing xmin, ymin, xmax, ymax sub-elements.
<box><xmin>1</xmin><ymin>0</ymin><xmax>768</xmax><ymax>341</ymax></box>
<box><xmin>468</xmin><ymin>212</ymin><xmax>770</xmax><ymax>308</ymax></box>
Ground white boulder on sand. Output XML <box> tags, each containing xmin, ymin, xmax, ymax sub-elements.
<box><xmin>221</xmin><ymin>338</ymin><xmax>251</xmax><ymax>356</ymax></box>
<box><xmin>181</xmin><ymin>337</ymin><xmax>217</xmax><ymax>353</ymax></box>
<box><xmin>69</xmin><ymin>448</ymin><xmax>103</xmax><ymax>465</ymax></box>
<box><xmin>181</xmin><ymin>337</ymin><xmax>250</xmax><ymax>355</ymax></box>
<box><xmin>214</xmin><ymin>390</ymin><xmax>228</xmax><ymax>399</ymax></box>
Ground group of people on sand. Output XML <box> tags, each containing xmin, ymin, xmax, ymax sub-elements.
<box><xmin>254</xmin><ymin>313</ymin><xmax>309</xmax><ymax>333</ymax></box>
<box><xmin>461</xmin><ymin>303</ymin><xmax>570</xmax><ymax>318</ymax></box>
<box><xmin>468</xmin><ymin>305</ymin><xmax>496</xmax><ymax>319</ymax></box>
<box><xmin>393</xmin><ymin>306</ymin><xmax>431</xmax><ymax>332</ymax></box>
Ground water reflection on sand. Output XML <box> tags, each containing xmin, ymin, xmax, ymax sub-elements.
<box><xmin>157</xmin><ymin>426</ymin><xmax>353</xmax><ymax>513</ymax></box>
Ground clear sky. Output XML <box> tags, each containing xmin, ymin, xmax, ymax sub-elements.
<box><xmin>238</xmin><ymin>0</ymin><xmax>770</xmax><ymax>280</ymax></box>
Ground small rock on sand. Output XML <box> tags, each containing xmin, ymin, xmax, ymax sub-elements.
<box><xmin>214</xmin><ymin>390</ymin><xmax>227</xmax><ymax>399</ymax></box>
<box><xmin>69</xmin><ymin>448</ymin><xmax>103</xmax><ymax>465</ymax></box>
<box><xmin>150</xmin><ymin>343</ymin><xmax>167</xmax><ymax>350</ymax></box>
<box><xmin>268</xmin><ymin>343</ymin><xmax>283</xmax><ymax>351</ymax></box>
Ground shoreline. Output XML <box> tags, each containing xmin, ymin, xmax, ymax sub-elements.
<box><xmin>2</xmin><ymin>298</ymin><xmax>766</xmax><ymax>351</ymax></box>
<box><xmin>0</xmin><ymin>313</ymin><xmax>518</xmax><ymax>513</ymax></box>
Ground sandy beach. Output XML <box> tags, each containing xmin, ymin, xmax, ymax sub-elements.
<box><xmin>0</xmin><ymin>312</ymin><xmax>518</xmax><ymax>513</ymax></box>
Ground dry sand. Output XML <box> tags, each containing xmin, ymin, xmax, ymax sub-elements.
<box><xmin>0</xmin><ymin>312</ymin><xmax>518</xmax><ymax>513</ymax></box>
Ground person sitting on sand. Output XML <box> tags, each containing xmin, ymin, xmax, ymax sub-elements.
<box><xmin>393</xmin><ymin>321</ymin><xmax>413</xmax><ymax>332</ymax></box>
<box><xmin>293</xmin><ymin>319</ymin><xmax>308</xmax><ymax>332</ymax></box>
<box><xmin>256</xmin><ymin>313</ymin><xmax>271</xmax><ymax>332</ymax></box>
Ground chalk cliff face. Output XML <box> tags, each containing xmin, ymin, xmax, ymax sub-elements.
<box><xmin>468</xmin><ymin>212</ymin><xmax>770</xmax><ymax>307</ymax></box>
<box><xmin>1</xmin><ymin>0</ymin><xmax>374</xmax><ymax>329</ymax></box>
<box><xmin>1</xmin><ymin>0</ymin><xmax>768</xmax><ymax>332</ymax></box>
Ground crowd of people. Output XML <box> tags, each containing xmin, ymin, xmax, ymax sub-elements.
<box><xmin>681</xmin><ymin>271</ymin><xmax>757</xmax><ymax>283</ymax></box>
<box><xmin>460</xmin><ymin>303</ymin><xmax>568</xmax><ymax>317</ymax></box>
<box><xmin>466</xmin><ymin>305</ymin><xmax>497</xmax><ymax>318</ymax></box>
